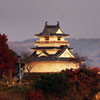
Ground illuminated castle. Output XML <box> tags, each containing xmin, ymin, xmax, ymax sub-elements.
<box><xmin>25</xmin><ymin>22</ymin><xmax>82</xmax><ymax>73</ymax></box>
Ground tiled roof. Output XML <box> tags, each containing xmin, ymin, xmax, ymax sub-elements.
<box><xmin>32</xmin><ymin>45</ymin><xmax>73</xmax><ymax>50</ymax></box>
<box><xmin>42</xmin><ymin>21</ymin><xmax>60</xmax><ymax>33</ymax></box>
<box><xmin>31</xmin><ymin>46</ymin><xmax>70</xmax><ymax>58</ymax></box>
<box><xmin>30</xmin><ymin>51</ymin><xmax>39</xmax><ymax>58</ymax></box>
<box><xmin>30</xmin><ymin>50</ymin><xmax>85</xmax><ymax>62</ymax></box>
<box><xmin>30</xmin><ymin>51</ymin><xmax>85</xmax><ymax>62</ymax></box>
<box><xmin>35</xmin><ymin>22</ymin><xmax>69</xmax><ymax>36</ymax></box>
<box><xmin>35</xmin><ymin>33</ymin><xmax>69</xmax><ymax>37</ymax></box>
<box><xmin>30</xmin><ymin>47</ymin><xmax>84</xmax><ymax>62</ymax></box>
<box><xmin>31</xmin><ymin>56</ymin><xmax>81</xmax><ymax>62</ymax></box>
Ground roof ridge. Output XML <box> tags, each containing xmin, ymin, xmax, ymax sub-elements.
<box><xmin>55</xmin><ymin>47</ymin><xmax>66</xmax><ymax>58</ymax></box>
<box><xmin>45</xmin><ymin>21</ymin><xmax>60</xmax><ymax>27</ymax></box>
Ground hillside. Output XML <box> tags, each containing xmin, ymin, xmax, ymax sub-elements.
<box><xmin>8</xmin><ymin>38</ymin><xmax>100</xmax><ymax>67</ymax></box>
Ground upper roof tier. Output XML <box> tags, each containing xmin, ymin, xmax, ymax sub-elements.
<box><xmin>35</xmin><ymin>22</ymin><xmax>69</xmax><ymax>37</ymax></box>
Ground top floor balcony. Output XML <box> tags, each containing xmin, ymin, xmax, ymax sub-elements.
<box><xmin>35</xmin><ymin>40</ymin><xmax>69</xmax><ymax>47</ymax></box>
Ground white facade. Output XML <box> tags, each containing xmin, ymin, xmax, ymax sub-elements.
<box><xmin>25</xmin><ymin>61</ymin><xmax>79</xmax><ymax>73</ymax></box>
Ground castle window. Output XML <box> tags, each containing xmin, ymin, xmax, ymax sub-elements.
<box><xmin>45</xmin><ymin>37</ymin><xmax>49</xmax><ymax>40</ymax></box>
<box><xmin>58</xmin><ymin>37</ymin><xmax>61</xmax><ymax>40</ymax></box>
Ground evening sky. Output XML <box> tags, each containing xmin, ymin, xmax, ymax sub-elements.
<box><xmin>0</xmin><ymin>0</ymin><xmax>100</xmax><ymax>41</ymax></box>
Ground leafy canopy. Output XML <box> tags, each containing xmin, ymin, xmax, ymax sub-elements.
<box><xmin>0</xmin><ymin>33</ymin><xmax>18</xmax><ymax>76</ymax></box>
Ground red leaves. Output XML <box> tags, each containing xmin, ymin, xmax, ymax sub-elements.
<box><xmin>74</xmin><ymin>69</ymin><xmax>78</xmax><ymax>74</ymax></box>
<box><xmin>28</xmin><ymin>90</ymin><xmax>45</xmax><ymax>100</ymax></box>
<box><xmin>0</xmin><ymin>33</ymin><xmax>18</xmax><ymax>76</ymax></box>
<box><xmin>0</xmin><ymin>97</ymin><xmax>4</xmax><ymax>100</ymax></box>
<box><xmin>67</xmin><ymin>69</ymin><xmax>79</xmax><ymax>83</ymax></box>
<box><xmin>67</xmin><ymin>70</ymin><xmax>73</xmax><ymax>75</ymax></box>
<box><xmin>34</xmin><ymin>68</ymin><xmax>100</xmax><ymax>100</ymax></box>
<box><xmin>66</xmin><ymin>67</ymin><xmax>100</xmax><ymax>92</ymax></box>
<box><xmin>91</xmin><ymin>67</ymin><xmax>100</xmax><ymax>73</ymax></box>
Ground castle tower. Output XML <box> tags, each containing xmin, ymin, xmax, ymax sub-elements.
<box><xmin>25</xmin><ymin>22</ymin><xmax>81</xmax><ymax>73</ymax></box>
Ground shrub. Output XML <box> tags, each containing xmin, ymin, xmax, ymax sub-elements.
<box><xmin>34</xmin><ymin>73</ymin><xmax>69</xmax><ymax>98</ymax></box>
<box><xmin>34</xmin><ymin>68</ymin><xmax>100</xmax><ymax>100</ymax></box>
<box><xmin>27</xmin><ymin>90</ymin><xmax>45</xmax><ymax>100</ymax></box>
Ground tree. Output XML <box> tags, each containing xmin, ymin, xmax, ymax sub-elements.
<box><xmin>0</xmin><ymin>33</ymin><xmax>18</xmax><ymax>78</ymax></box>
<box><xmin>22</xmin><ymin>52</ymin><xmax>33</xmax><ymax>73</ymax></box>
<box><xmin>74</xmin><ymin>52</ymin><xmax>87</xmax><ymax>67</ymax></box>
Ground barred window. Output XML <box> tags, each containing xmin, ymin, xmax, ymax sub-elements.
<box><xmin>45</xmin><ymin>37</ymin><xmax>49</xmax><ymax>40</ymax></box>
<box><xmin>58</xmin><ymin>37</ymin><xmax>61</xmax><ymax>40</ymax></box>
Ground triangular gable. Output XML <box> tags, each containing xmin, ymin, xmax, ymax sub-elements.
<box><xmin>56</xmin><ymin>28</ymin><xmax>63</xmax><ymax>34</ymax></box>
<box><xmin>59</xmin><ymin>48</ymin><xmax>75</xmax><ymax>58</ymax></box>
<box><xmin>38</xmin><ymin>52</ymin><xmax>47</xmax><ymax>57</ymax></box>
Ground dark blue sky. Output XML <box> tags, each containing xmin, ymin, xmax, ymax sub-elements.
<box><xmin>0</xmin><ymin>0</ymin><xmax>100</xmax><ymax>41</ymax></box>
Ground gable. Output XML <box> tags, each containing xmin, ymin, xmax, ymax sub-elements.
<box><xmin>56</xmin><ymin>28</ymin><xmax>63</xmax><ymax>34</ymax></box>
<box><xmin>38</xmin><ymin>52</ymin><xmax>47</xmax><ymax>57</ymax></box>
<box><xmin>59</xmin><ymin>49</ymin><xmax>75</xmax><ymax>58</ymax></box>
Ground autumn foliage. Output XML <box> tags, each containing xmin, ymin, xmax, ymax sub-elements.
<box><xmin>0</xmin><ymin>66</ymin><xmax>100</xmax><ymax>100</ymax></box>
<box><xmin>0</xmin><ymin>34</ymin><xmax>18</xmax><ymax>77</ymax></box>
<box><xmin>34</xmin><ymin>67</ymin><xmax>100</xmax><ymax>100</ymax></box>
<box><xmin>27</xmin><ymin>90</ymin><xmax>45</xmax><ymax>100</ymax></box>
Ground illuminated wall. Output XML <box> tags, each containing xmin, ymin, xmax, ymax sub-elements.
<box><xmin>25</xmin><ymin>61</ymin><xmax>79</xmax><ymax>73</ymax></box>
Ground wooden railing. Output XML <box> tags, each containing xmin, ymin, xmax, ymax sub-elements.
<box><xmin>35</xmin><ymin>40</ymin><xmax>68</xmax><ymax>44</ymax></box>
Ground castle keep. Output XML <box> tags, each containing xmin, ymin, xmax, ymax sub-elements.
<box><xmin>25</xmin><ymin>22</ymin><xmax>82</xmax><ymax>73</ymax></box>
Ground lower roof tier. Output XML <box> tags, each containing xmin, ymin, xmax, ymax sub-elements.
<box><xmin>32</xmin><ymin>46</ymin><xmax>73</xmax><ymax>51</ymax></box>
<box><xmin>31</xmin><ymin>45</ymin><xmax>74</xmax><ymax>58</ymax></box>
<box><xmin>30</xmin><ymin>56</ymin><xmax>84</xmax><ymax>63</ymax></box>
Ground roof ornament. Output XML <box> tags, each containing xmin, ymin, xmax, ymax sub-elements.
<box><xmin>57</xmin><ymin>21</ymin><xmax>60</xmax><ymax>27</ymax></box>
<box><xmin>45</xmin><ymin>21</ymin><xmax>48</xmax><ymax>26</ymax></box>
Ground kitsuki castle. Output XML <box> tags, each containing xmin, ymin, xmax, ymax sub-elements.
<box><xmin>25</xmin><ymin>22</ymin><xmax>84</xmax><ymax>73</ymax></box>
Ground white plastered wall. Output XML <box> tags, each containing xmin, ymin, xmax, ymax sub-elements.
<box><xmin>25</xmin><ymin>61</ymin><xmax>79</xmax><ymax>73</ymax></box>
<box><xmin>39</xmin><ymin>36</ymin><xmax>65</xmax><ymax>41</ymax></box>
